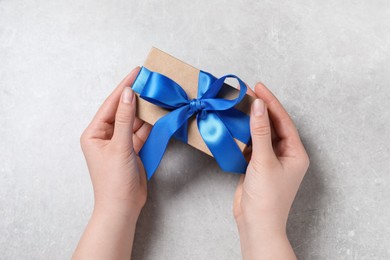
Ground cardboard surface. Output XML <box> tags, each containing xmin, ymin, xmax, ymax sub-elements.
<box><xmin>134</xmin><ymin>47</ymin><xmax>255</xmax><ymax>157</ymax></box>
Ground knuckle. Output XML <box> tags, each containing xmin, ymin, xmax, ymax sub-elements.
<box><xmin>104</xmin><ymin>97</ymin><xmax>116</xmax><ymax>108</ymax></box>
<box><xmin>301</xmin><ymin>152</ymin><xmax>310</xmax><ymax>169</ymax></box>
<box><xmin>79</xmin><ymin>131</ymin><xmax>88</xmax><ymax>148</ymax></box>
<box><xmin>251</xmin><ymin>122</ymin><xmax>271</xmax><ymax>138</ymax></box>
<box><xmin>115</xmin><ymin>111</ymin><xmax>132</xmax><ymax>124</ymax></box>
<box><xmin>109</xmin><ymin>141</ymin><xmax>135</xmax><ymax>157</ymax></box>
<box><xmin>294</xmin><ymin>150</ymin><xmax>310</xmax><ymax>173</ymax></box>
<box><xmin>249</xmin><ymin>155</ymin><xmax>278</xmax><ymax>171</ymax></box>
<box><xmin>249</xmin><ymin>157</ymin><xmax>263</xmax><ymax>170</ymax></box>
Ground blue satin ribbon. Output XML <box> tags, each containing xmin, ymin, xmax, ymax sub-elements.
<box><xmin>132</xmin><ymin>67</ymin><xmax>251</xmax><ymax>180</ymax></box>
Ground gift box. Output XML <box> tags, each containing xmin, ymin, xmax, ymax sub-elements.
<box><xmin>132</xmin><ymin>47</ymin><xmax>255</xmax><ymax>179</ymax></box>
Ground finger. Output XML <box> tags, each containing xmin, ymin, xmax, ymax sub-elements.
<box><xmin>135</xmin><ymin>121</ymin><xmax>152</xmax><ymax>143</ymax></box>
<box><xmin>91</xmin><ymin>67</ymin><xmax>140</xmax><ymax>125</ymax></box>
<box><xmin>133</xmin><ymin>122</ymin><xmax>152</xmax><ymax>154</ymax></box>
<box><xmin>254</xmin><ymin>83</ymin><xmax>302</xmax><ymax>147</ymax></box>
<box><xmin>111</xmin><ymin>87</ymin><xmax>136</xmax><ymax>148</ymax></box>
<box><xmin>233</xmin><ymin>80</ymin><xmax>256</xmax><ymax>97</ymax></box>
<box><xmin>133</xmin><ymin>134</ymin><xmax>143</xmax><ymax>154</ymax></box>
<box><xmin>133</xmin><ymin>117</ymin><xmax>151</xmax><ymax>133</ymax></box>
<box><xmin>133</xmin><ymin>117</ymin><xmax>144</xmax><ymax>132</ymax></box>
<box><xmin>133</xmin><ymin>134</ymin><xmax>147</xmax><ymax>155</ymax></box>
<box><xmin>136</xmin><ymin>156</ymin><xmax>147</xmax><ymax>191</ymax></box>
<box><xmin>246</xmin><ymin>84</ymin><xmax>256</xmax><ymax>97</ymax></box>
<box><xmin>247</xmin><ymin>88</ymin><xmax>256</xmax><ymax>97</ymax></box>
<box><xmin>248</xmin><ymin>83</ymin><xmax>279</xmax><ymax>143</ymax></box>
<box><xmin>250</xmin><ymin>98</ymin><xmax>277</xmax><ymax>165</ymax></box>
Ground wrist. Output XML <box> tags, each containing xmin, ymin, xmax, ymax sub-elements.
<box><xmin>236</xmin><ymin>214</ymin><xmax>286</xmax><ymax>239</ymax></box>
<box><xmin>93</xmin><ymin>199</ymin><xmax>142</xmax><ymax>224</ymax></box>
<box><xmin>236</xmin><ymin>213</ymin><xmax>295</xmax><ymax>260</ymax></box>
<box><xmin>235</xmin><ymin>208</ymin><xmax>288</xmax><ymax>238</ymax></box>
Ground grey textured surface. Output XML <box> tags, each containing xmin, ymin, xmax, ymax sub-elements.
<box><xmin>1</xmin><ymin>0</ymin><xmax>389</xmax><ymax>259</ymax></box>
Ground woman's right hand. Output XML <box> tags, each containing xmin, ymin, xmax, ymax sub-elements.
<box><xmin>234</xmin><ymin>83</ymin><xmax>310</xmax><ymax>260</ymax></box>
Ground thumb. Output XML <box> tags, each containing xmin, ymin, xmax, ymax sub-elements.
<box><xmin>250</xmin><ymin>98</ymin><xmax>276</xmax><ymax>164</ymax></box>
<box><xmin>112</xmin><ymin>87</ymin><xmax>136</xmax><ymax>149</ymax></box>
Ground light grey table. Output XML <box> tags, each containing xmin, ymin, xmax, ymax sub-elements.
<box><xmin>1</xmin><ymin>0</ymin><xmax>389</xmax><ymax>259</ymax></box>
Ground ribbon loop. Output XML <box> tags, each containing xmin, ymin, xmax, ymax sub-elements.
<box><xmin>132</xmin><ymin>67</ymin><xmax>251</xmax><ymax>180</ymax></box>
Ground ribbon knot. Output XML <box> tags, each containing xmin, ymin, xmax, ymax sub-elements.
<box><xmin>132</xmin><ymin>66</ymin><xmax>251</xmax><ymax>180</ymax></box>
<box><xmin>189</xmin><ymin>99</ymin><xmax>203</xmax><ymax>114</ymax></box>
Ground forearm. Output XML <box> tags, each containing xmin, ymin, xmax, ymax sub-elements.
<box><xmin>236</xmin><ymin>217</ymin><xmax>296</xmax><ymax>260</ymax></box>
<box><xmin>72</xmin><ymin>203</ymin><xmax>140</xmax><ymax>260</ymax></box>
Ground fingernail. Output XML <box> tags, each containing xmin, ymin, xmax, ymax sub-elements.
<box><xmin>253</xmin><ymin>99</ymin><xmax>264</xmax><ymax>117</ymax></box>
<box><xmin>122</xmin><ymin>87</ymin><xmax>134</xmax><ymax>104</ymax></box>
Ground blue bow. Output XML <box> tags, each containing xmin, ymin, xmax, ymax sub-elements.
<box><xmin>132</xmin><ymin>67</ymin><xmax>251</xmax><ymax>180</ymax></box>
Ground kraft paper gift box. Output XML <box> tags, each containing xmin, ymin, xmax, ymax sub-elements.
<box><xmin>132</xmin><ymin>47</ymin><xmax>255</xmax><ymax>176</ymax></box>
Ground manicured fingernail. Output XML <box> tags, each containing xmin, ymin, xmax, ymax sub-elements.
<box><xmin>122</xmin><ymin>87</ymin><xmax>134</xmax><ymax>104</ymax></box>
<box><xmin>253</xmin><ymin>99</ymin><xmax>264</xmax><ymax>117</ymax></box>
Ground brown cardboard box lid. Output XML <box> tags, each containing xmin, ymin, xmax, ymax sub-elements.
<box><xmin>135</xmin><ymin>47</ymin><xmax>254</xmax><ymax>157</ymax></box>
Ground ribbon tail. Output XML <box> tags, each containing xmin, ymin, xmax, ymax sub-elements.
<box><xmin>139</xmin><ymin>106</ymin><xmax>192</xmax><ymax>180</ymax></box>
<box><xmin>172</xmin><ymin>122</ymin><xmax>189</xmax><ymax>143</ymax></box>
<box><xmin>197</xmin><ymin>112</ymin><xmax>248</xmax><ymax>173</ymax></box>
<box><xmin>215</xmin><ymin>108</ymin><xmax>251</xmax><ymax>144</ymax></box>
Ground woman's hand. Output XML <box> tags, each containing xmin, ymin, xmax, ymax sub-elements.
<box><xmin>234</xmin><ymin>83</ymin><xmax>310</xmax><ymax>260</ymax></box>
<box><xmin>73</xmin><ymin>67</ymin><xmax>152</xmax><ymax>260</ymax></box>
<box><xmin>79</xmin><ymin>66</ymin><xmax>151</xmax><ymax>215</ymax></box>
